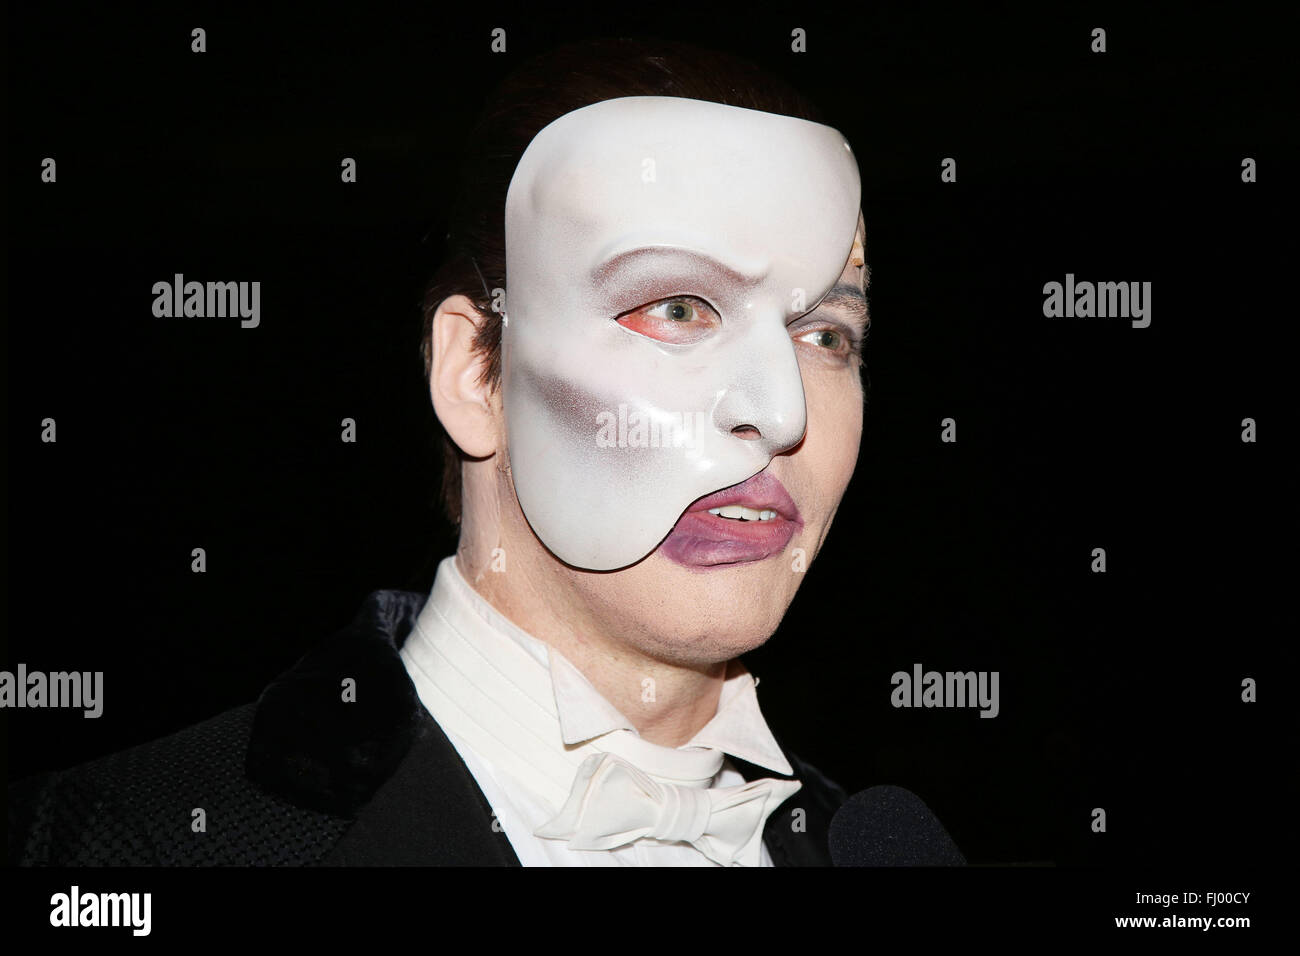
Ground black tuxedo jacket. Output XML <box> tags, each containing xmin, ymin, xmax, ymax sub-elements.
<box><xmin>8</xmin><ymin>590</ymin><xmax>848</xmax><ymax>866</ymax></box>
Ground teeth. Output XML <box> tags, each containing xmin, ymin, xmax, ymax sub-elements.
<box><xmin>707</xmin><ymin>505</ymin><xmax>778</xmax><ymax>521</ymax></box>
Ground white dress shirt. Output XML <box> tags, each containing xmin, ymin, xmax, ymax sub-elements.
<box><xmin>398</xmin><ymin>555</ymin><xmax>801</xmax><ymax>866</ymax></box>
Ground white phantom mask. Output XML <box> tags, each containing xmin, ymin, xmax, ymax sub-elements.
<box><xmin>501</xmin><ymin>95</ymin><xmax>861</xmax><ymax>570</ymax></box>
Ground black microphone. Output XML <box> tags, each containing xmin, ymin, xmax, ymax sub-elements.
<box><xmin>829</xmin><ymin>785</ymin><xmax>967</xmax><ymax>866</ymax></box>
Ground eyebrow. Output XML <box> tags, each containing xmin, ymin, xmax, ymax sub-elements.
<box><xmin>591</xmin><ymin>246</ymin><xmax>870</xmax><ymax>328</ymax></box>
<box><xmin>813</xmin><ymin>281</ymin><xmax>871</xmax><ymax>328</ymax></box>
<box><xmin>590</xmin><ymin>246</ymin><xmax>765</xmax><ymax>289</ymax></box>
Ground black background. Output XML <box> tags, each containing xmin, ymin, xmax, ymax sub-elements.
<box><xmin>5</xmin><ymin>2</ymin><xmax>1292</xmax><ymax>868</ymax></box>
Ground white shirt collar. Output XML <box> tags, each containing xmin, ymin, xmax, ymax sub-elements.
<box><xmin>421</xmin><ymin>555</ymin><xmax>793</xmax><ymax>776</ymax></box>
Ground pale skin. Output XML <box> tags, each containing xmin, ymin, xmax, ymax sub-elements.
<box><xmin>430</xmin><ymin>212</ymin><xmax>870</xmax><ymax>747</ymax></box>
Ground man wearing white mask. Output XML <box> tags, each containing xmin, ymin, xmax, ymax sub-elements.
<box><xmin>408</xmin><ymin>39</ymin><xmax>868</xmax><ymax>867</ymax></box>
<box><xmin>8</xmin><ymin>36</ymin><xmax>873</xmax><ymax>867</ymax></box>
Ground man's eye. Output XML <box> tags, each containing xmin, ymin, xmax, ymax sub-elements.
<box><xmin>797</xmin><ymin>328</ymin><xmax>845</xmax><ymax>351</ymax></box>
<box><xmin>661</xmin><ymin>300</ymin><xmax>698</xmax><ymax>322</ymax></box>
<box><xmin>615</xmin><ymin>296</ymin><xmax>722</xmax><ymax>345</ymax></box>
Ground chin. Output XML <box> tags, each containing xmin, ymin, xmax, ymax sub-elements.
<box><xmin>640</xmin><ymin>590</ymin><xmax>792</xmax><ymax>667</ymax></box>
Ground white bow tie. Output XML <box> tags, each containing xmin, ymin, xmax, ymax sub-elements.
<box><xmin>534</xmin><ymin>752</ymin><xmax>802</xmax><ymax>866</ymax></box>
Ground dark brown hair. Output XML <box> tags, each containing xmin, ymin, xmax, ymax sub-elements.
<box><xmin>420</xmin><ymin>36</ymin><xmax>829</xmax><ymax>527</ymax></box>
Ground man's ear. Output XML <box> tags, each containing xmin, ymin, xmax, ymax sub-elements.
<box><xmin>429</xmin><ymin>294</ymin><xmax>499</xmax><ymax>459</ymax></box>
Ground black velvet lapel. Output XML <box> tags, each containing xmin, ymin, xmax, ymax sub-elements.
<box><xmin>246</xmin><ymin>588</ymin><xmax>520</xmax><ymax>865</ymax></box>
<box><xmin>245</xmin><ymin>587</ymin><xmax>842</xmax><ymax>866</ymax></box>
<box><xmin>245</xmin><ymin>590</ymin><xmax>429</xmax><ymax>818</ymax></box>
<box><xmin>319</xmin><ymin>708</ymin><xmax>521</xmax><ymax>866</ymax></box>
<box><xmin>733</xmin><ymin>747</ymin><xmax>846</xmax><ymax>867</ymax></box>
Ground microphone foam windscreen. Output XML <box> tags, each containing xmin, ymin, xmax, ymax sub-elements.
<box><xmin>829</xmin><ymin>785</ymin><xmax>967</xmax><ymax>866</ymax></box>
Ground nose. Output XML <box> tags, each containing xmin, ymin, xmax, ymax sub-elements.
<box><xmin>711</xmin><ymin>317</ymin><xmax>807</xmax><ymax>455</ymax></box>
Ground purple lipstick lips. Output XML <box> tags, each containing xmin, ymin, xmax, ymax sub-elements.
<box><xmin>658</xmin><ymin>470</ymin><xmax>803</xmax><ymax>569</ymax></box>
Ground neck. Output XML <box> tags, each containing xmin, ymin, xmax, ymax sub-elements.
<box><xmin>455</xmin><ymin>549</ymin><xmax>727</xmax><ymax>748</ymax></box>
